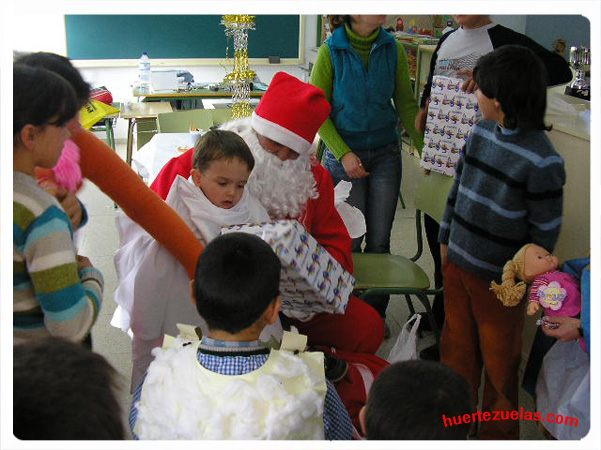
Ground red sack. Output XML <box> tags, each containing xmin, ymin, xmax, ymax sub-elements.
<box><xmin>89</xmin><ymin>86</ymin><xmax>113</xmax><ymax>105</ymax></box>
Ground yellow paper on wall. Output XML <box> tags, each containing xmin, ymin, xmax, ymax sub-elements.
<box><xmin>79</xmin><ymin>99</ymin><xmax>120</xmax><ymax>130</ymax></box>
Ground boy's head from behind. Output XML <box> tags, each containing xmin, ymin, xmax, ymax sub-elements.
<box><xmin>13</xmin><ymin>65</ymin><xmax>78</xmax><ymax>169</ymax></box>
<box><xmin>193</xmin><ymin>232</ymin><xmax>281</xmax><ymax>335</ymax></box>
<box><xmin>191</xmin><ymin>129</ymin><xmax>255</xmax><ymax>210</ymax></box>
<box><xmin>13</xmin><ymin>337</ymin><xmax>125</xmax><ymax>440</ymax></box>
<box><xmin>361</xmin><ymin>360</ymin><xmax>473</xmax><ymax>440</ymax></box>
<box><xmin>473</xmin><ymin>45</ymin><xmax>549</xmax><ymax>131</ymax></box>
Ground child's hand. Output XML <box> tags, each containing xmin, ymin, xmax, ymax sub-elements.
<box><xmin>541</xmin><ymin>316</ymin><xmax>582</xmax><ymax>342</ymax></box>
<box><xmin>440</xmin><ymin>244</ymin><xmax>448</xmax><ymax>267</ymax></box>
<box><xmin>76</xmin><ymin>255</ymin><xmax>93</xmax><ymax>270</ymax></box>
<box><xmin>457</xmin><ymin>69</ymin><xmax>478</xmax><ymax>93</ymax></box>
<box><xmin>527</xmin><ymin>302</ymin><xmax>541</xmax><ymax>316</ymax></box>
<box><xmin>57</xmin><ymin>187</ymin><xmax>83</xmax><ymax>231</ymax></box>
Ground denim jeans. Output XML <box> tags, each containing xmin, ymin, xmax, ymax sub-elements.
<box><xmin>323</xmin><ymin>142</ymin><xmax>402</xmax><ymax>317</ymax></box>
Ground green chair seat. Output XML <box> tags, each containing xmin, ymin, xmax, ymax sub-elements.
<box><xmin>352</xmin><ymin>251</ymin><xmax>440</xmax><ymax>346</ymax></box>
<box><xmin>353</xmin><ymin>253</ymin><xmax>430</xmax><ymax>291</ymax></box>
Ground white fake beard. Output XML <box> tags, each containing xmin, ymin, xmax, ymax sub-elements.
<box><xmin>220</xmin><ymin>117</ymin><xmax>319</xmax><ymax>219</ymax></box>
<box><xmin>248</xmin><ymin>148</ymin><xmax>318</xmax><ymax>220</ymax></box>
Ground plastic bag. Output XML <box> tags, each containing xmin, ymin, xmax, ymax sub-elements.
<box><xmin>387</xmin><ymin>313</ymin><xmax>421</xmax><ymax>363</ymax></box>
<box><xmin>334</xmin><ymin>181</ymin><xmax>366</xmax><ymax>239</ymax></box>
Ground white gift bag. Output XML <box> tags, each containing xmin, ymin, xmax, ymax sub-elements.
<box><xmin>334</xmin><ymin>181</ymin><xmax>366</xmax><ymax>239</ymax></box>
<box><xmin>387</xmin><ymin>313</ymin><xmax>421</xmax><ymax>363</ymax></box>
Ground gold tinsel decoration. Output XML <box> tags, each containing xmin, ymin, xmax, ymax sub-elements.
<box><xmin>222</xmin><ymin>15</ymin><xmax>256</xmax><ymax>119</ymax></box>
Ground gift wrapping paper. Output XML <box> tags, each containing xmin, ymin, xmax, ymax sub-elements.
<box><xmin>222</xmin><ymin>220</ymin><xmax>354</xmax><ymax>316</ymax></box>
<box><xmin>420</xmin><ymin>75</ymin><xmax>480</xmax><ymax>177</ymax></box>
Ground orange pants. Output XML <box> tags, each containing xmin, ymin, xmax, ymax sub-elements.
<box><xmin>441</xmin><ymin>262</ymin><xmax>525</xmax><ymax>440</ymax></box>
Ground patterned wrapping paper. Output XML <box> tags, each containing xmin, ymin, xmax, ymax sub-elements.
<box><xmin>420</xmin><ymin>75</ymin><xmax>480</xmax><ymax>176</ymax></box>
<box><xmin>221</xmin><ymin>220</ymin><xmax>354</xmax><ymax>316</ymax></box>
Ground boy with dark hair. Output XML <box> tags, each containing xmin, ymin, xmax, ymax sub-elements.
<box><xmin>129</xmin><ymin>233</ymin><xmax>353</xmax><ymax>440</ymax></box>
<box><xmin>13</xmin><ymin>337</ymin><xmax>125</xmax><ymax>440</ymax></box>
<box><xmin>360</xmin><ymin>360</ymin><xmax>472</xmax><ymax>439</ymax></box>
<box><xmin>439</xmin><ymin>45</ymin><xmax>566</xmax><ymax>439</ymax></box>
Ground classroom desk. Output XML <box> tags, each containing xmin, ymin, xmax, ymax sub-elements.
<box><xmin>134</xmin><ymin>87</ymin><xmax>265</xmax><ymax>104</ymax></box>
<box><xmin>119</xmin><ymin>102</ymin><xmax>173</xmax><ymax>166</ymax></box>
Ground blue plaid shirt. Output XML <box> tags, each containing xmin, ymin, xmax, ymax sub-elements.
<box><xmin>130</xmin><ymin>337</ymin><xmax>353</xmax><ymax>440</ymax></box>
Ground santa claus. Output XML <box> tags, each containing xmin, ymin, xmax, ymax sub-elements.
<box><xmin>151</xmin><ymin>72</ymin><xmax>384</xmax><ymax>354</ymax></box>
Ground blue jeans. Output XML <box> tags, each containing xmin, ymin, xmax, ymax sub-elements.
<box><xmin>323</xmin><ymin>142</ymin><xmax>402</xmax><ymax>317</ymax></box>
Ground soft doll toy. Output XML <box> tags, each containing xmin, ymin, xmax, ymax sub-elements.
<box><xmin>490</xmin><ymin>243</ymin><xmax>581</xmax><ymax>317</ymax></box>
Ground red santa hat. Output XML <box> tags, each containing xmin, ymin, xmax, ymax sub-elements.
<box><xmin>251</xmin><ymin>71</ymin><xmax>331</xmax><ymax>156</ymax></box>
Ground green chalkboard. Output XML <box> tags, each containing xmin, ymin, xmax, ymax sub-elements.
<box><xmin>65</xmin><ymin>15</ymin><xmax>301</xmax><ymax>60</ymax></box>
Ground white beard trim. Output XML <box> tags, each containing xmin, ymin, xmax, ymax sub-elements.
<box><xmin>221</xmin><ymin>118</ymin><xmax>319</xmax><ymax>219</ymax></box>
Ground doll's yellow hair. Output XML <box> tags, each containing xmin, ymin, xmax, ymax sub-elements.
<box><xmin>490</xmin><ymin>244</ymin><xmax>534</xmax><ymax>307</ymax></box>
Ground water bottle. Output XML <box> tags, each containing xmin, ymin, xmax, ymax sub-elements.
<box><xmin>138</xmin><ymin>52</ymin><xmax>151</xmax><ymax>93</ymax></box>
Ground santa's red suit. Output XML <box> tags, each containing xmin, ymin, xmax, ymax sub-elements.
<box><xmin>151</xmin><ymin>118</ymin><xmax>383</xmax><ymax>354</ymax></box>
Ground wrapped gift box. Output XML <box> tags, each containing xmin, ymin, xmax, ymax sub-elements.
<box><xmin>420</xmin><ymin>75</ymin><xmax>480</xmax><ymax>177</ymax></box>
<box><xmin>222</xmin><ymin>220</ymin><xmax>354</xmax><ymax>316</ymax></box>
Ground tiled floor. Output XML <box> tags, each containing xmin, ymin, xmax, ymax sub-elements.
<box><xmin>79</xmin><ymin>139</ymin><xmax>545</xmax><ymax>440</ymax></box>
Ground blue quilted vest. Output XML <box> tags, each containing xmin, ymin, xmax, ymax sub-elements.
<box><xmin>326</xmin><ymin>26</ymin><xmax>398</xmax><ymax>150</ymax></box>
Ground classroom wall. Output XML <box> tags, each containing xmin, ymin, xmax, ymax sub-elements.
<box><xmin>13</xmin><ymin>14</ymin><xmax>317</xmax><ymax>141</ymax></box>
<box><xmin>525</xmin><ymin>15</ymin><xmax>590</xmax><ymax>52</ymax></box>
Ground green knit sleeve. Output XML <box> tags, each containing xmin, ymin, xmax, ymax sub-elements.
<box><xmin>393</xmin><ymin>41</ymin><xmax>424</xmax><ymax>154</ymax></box>
<box><xmin>310</xmin><ymin>44</ymin><xmax>352</xmax><ymax>161</ymax></box>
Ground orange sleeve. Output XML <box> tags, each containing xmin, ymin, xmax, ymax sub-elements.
<box><xmin>73</xmin><ymin>129</ymin><xmax>203</xmax><ymax>278</ymax></box>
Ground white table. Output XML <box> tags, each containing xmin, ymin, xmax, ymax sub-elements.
<box><xmin>132</xmin><ymin>132</ymin><xmax>197</xmax><ymax>185</ymax></box>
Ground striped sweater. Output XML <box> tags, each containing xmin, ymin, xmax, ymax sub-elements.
<box><xmin>439</xmin><ymin>120</ymin><xmax>565</xmax><ymax>281</ymax></box>
<box><xmin>13</xmin><ymin>171</ymin><xmax>103</xmax><ymax>343</ymax></box>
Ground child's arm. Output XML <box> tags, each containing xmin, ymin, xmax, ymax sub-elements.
<box><xmin>438</xmin><ymin>150</ymin><xmax>465</xmax><ymax>245</ymax></box>
<box><xmin>72</xmin><ymin>129</ymin><xmax>203</xmax><ymax>278</ymax></box>
<box><xmin>19</xmin><ymin>206</ymin><xmax>103</xmax><ymax>341</ymax></box>
<box><xmin>525</xmin><ymin>155</ymin><xmax>566</xmax><ymax>252</ymax></box>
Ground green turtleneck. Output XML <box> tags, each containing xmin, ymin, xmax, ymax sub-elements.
<box><xmin>344</xmin><ymin>23</ymin><xmax>378</xmax><ymax>69</ymax></box>
<box><xmin>310</xmin><ymin>25</ymin><xmax>424</xmax><ymax>159</ymax></box>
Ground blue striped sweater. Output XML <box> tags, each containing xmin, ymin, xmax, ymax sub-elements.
<box><xmin>439</xmin><ymin>120</ymin><xmax>565</xmax><ymax>281</ymax></box>
<box><xmin>13</xmin><ymin>171</ymin><xmax>103</xmax><ymax>343</ymax></box>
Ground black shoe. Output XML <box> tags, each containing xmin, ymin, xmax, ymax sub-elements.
<box><xmin>419</xmin><ymin>344</ymin><xmax>440</xmax><ymax>361</ymax></box>
<box><xmin>324</xmin><ymin>354</ymin><xmax>349</xmax><ymax>382</ymax></box>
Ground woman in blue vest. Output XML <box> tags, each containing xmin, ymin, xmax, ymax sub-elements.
<box><xmin>311</xmin><ymin>15</ymin><xmax>423</xmax><ymax>320</ymax></box>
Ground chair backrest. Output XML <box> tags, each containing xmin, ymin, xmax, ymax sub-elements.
<box><xmin>210</xmin><ymin>108</ymin><xmax>234</xmax><ymax>127</ymax></box>
<box><xmin>414</xmin><ymin>171</ymin><xmax>454</xmax><ymax>224</ymax></box>
<box><xmin>157</xmin><ymin>109</ymin><xmax>214</xmax><ymax>133</ymax></box>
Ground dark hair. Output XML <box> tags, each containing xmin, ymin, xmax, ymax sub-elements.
<box><xmin>192</xmin><ymin>129</ymin><xmax>255</xmax><ymax>173</ymax></box>
<box><xmin>194</xmin><ymin>232</ymin><xmax>281</xmax><ymax>334</ymax></box>
<box><xmin>473</xmin><ymin>45</ymin><xmax>551</xmax><ymax>131</ymax></box>
<box><xmin>365</xmin><ymin>360</ymin><xmax>473</xmax><ymax>440</ymax></box>
<box><xmin>13</xmin><ymin>65</ymin><xmax>78</xmax><ymax>138</ymax></box>
<box><xmin>13</xmin><ymin>337</ymin><xmax>125</xmax><ymax>440</ymax></box>
<box><xmin>15</xmin><ymin>52</ymin><xmax>91</xmax><ymax>107</ymax></box>
<box><xmin>327</xmin><ymin>15</ymin><xmax>351</xmax><ymax>31</ymax></box>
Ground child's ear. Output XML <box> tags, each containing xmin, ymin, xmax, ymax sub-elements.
<box><xmin>189</xmin><ymin>279</ymin><xmax>196</xmax><ymax>306</ymax></box>
<box><xmin>359</xmin><ymin>405</ymin><xmax>368</xmax><ymax>438</ymax></box>
<box><xmin>265</xmin><ymin>296</ymin><xmax>282</xmax><ymax>325</ymax></box>
<box><xmin>19</xmin><ymin>124</ymin><xmax>37</xmax><ymax>150</ymax></box>
<box><xmin>190</xmin><ymin>168</ymin><xmax>202</xmax><ymax>187</ymax></box>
